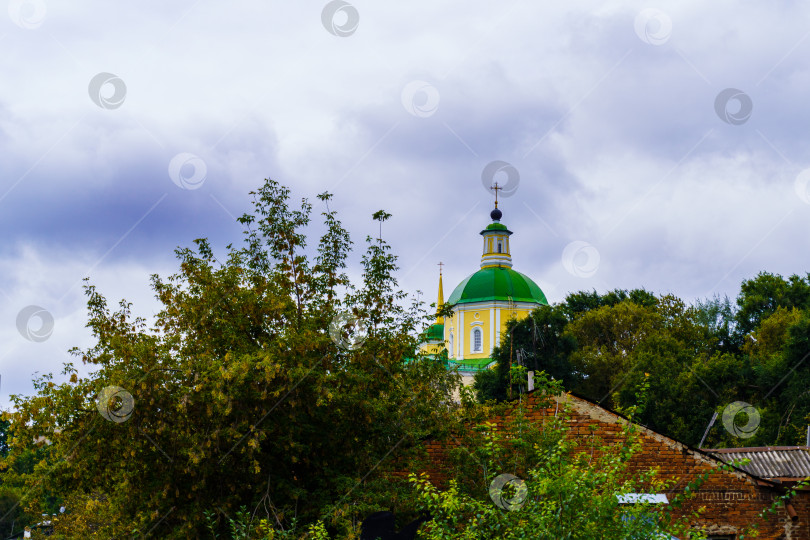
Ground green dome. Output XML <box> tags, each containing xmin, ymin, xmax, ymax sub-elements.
<box><xmin>424</xmin><ymin>322</ymin><xmax>444</xmax><ymax>342</ymax></box>
<box><xmin>447</xmin><ymin>267</ymin><xmax>547</xmax><ymax>305</ymax></box>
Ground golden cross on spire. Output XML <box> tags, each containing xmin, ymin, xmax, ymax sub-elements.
<box><xmin>491</xmin><ymin>181</ymin><xmax>502</xmax><ymax>208</ymax></box>
<box><xmin>437</xmin><ymin>261</ymin><xmax>444</xmax><ymax>274</ymax></box>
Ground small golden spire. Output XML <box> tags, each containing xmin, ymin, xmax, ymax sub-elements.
<box><xmin>436</xmin><ymin>262</ymin><xmax>444</xmax><ymax>324</ymax></box>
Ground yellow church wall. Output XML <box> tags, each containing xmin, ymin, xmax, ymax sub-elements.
<box><xmin>444</xmin><ymin>303</ymin><xmax>537</xmax><ymax>361</ymax></box>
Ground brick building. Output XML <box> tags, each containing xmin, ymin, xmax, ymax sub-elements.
<box><xmin>415</xmin><ymin>391</ymin><xmax>809</xmax><ymax>539</ymax></box>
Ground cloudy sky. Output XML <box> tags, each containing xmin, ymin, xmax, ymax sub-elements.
<box><xmin>2</xmin><ymin>0</ymin><xmax>810</xmax><ymax>407</ymax></box>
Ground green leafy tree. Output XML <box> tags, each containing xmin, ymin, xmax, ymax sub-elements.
<box><xmin>475</xmin><ymin>278</ymin><xmax>810</xmax><ymax>452</ymax></box>
<box><xmin>749</xmin><ymin>310</ymin><xmax>810</xmax><ymax>445</ymax></box>
<box><xmin>3</xmin><ymin>179</ymin><xmax>459</xmax><ymax>538</ymax></box>
<box><xmin>478</xmin><ymin>293</ymin><xmax>731</xmax><ymax>447</ymax></box>
<box><xmin>694</xmin><ymin>294</ymin><xmax>738</xmax><ymax>353</ymax></box>
<box><xmin>565</xmin><ymin>299</ymin><xmax>661</xmax><ymax>405</ymax></box>
<box><xmin>735</xmin><ymin>272</ymin><xmax>810</xmax><ymax>337</ymax></box>
<box><xmin>700</xmin><ymin>306</ymin><xmax>810</xmax><ymax>448</ymax></box>
<box><xmin>562</xmin><ymin>288</ymin><xmax>657</xmax><ymax>319</ymax></box>
<box><xmin>476</xmin><ymin>289</ymin><xmax>658</xmax><ymax>404</ymax></box>
<box><xmin>474</xmin><ymin>304</ymin><xmax>578</xmax><ymax>402</ymax></box>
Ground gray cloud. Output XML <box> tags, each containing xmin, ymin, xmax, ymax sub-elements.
<box><xmin>2</xmin><ymin>1</ymin><xmax>810</xmax><ymax>405</ymax></box>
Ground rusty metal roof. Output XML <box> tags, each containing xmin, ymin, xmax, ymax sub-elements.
<box><xmin>708</xmin><ymin>447</ymin><xmax>810</xmax><ymax>480</ymax></box>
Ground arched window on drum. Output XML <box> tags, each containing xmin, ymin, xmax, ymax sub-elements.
<box><xmin>472</xmin><ymin>327</ymin><xmax>483</xmax><ymax>353</ymax></box>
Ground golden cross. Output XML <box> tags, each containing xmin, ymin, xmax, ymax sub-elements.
<box><xmin>437</xmin><ymin>261</ymin><xmax>444</xmax><ymax>274</ymax></box>
<box><xmin>491</xmin><ymin>181</ymin><xmax>502</xmax><ymax>208</ymax></box>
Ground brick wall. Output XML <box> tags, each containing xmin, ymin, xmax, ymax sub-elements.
<box><xmin>410</xmin><ymin>392</ymin><xmax>808</xmax><ymax>539</ymax></box>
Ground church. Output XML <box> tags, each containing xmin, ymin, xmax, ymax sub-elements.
<box><xmin>421</xmin><ymin>187</ymin><xmax>548</xmax><ymax>386</ymax></box>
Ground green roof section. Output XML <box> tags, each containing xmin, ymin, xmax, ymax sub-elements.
<box><xmin>424</xmin><ymin>322</ymin><xmax>444</xmax><ymax>342</ymax></box>
<box><xmin>447</xmin><ymin>357</ymin><xmax>496</xmax><ymax>372</ymax></box>
<box><xmin>446</xmin><ymin>266</ymin><xmax>548</xmax><ymax>305</ymax></box>
<box><xmin>483</xmin><ymin>223</ymin><xmax>510</xmax><ymax>232</ymax></box>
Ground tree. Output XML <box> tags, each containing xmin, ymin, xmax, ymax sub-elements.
<box><xmin>694</xmin><ymin>294</ymin><xmax>738</xmax><ymax>353</ymax></box>
<box><xmin>473</xmin><ymin>304</ymin><xmax>578</xmax><ymax>403</ymax></box>
<box><xmin>565</xmin><ymin>299</ymin><xmax>661</xmax><ymax>405</ymax></box>
<box><xmin>475</xmin><ymin>289</ymin><xmax>660</xmax><ymax>404</ymax></box>
<box><xmin>476</xmin><ymin>292</ymin><xmax>732</xmax><ymax>447</ymax></box>
<box><xmin>696</xmin><ymin>306</ymin><xmax>810</xmax><ymax>448</ymax></box>
<box><xmin>735</xmin><ymin>272</ymin><xmax>810</xmax><ymax>337</ymax></box>
<box><xmin>3</xmin><ymin>179</ymin><xmax>459</xmax><ymax>538</ymax></box>
<box><xmin>745</xmin><ymin>310</ymin><xmax>810</xmax><ymax>446</ymax></box>
<box><xmin>563</xmin><ymin>288</ymin><xmax>657</xmax><ymax>319</ymax></box>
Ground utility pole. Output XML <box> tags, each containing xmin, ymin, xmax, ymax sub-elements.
<box><xmin>508</xmin><ymin>327</ymin><xmax>514</xmax><ymax>400</ymax></box>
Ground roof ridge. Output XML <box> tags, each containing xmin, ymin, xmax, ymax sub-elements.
<box><xmin>709</xmin><ymin>446</ymin><xmax>810</xmax><ymax>453</ymax></box>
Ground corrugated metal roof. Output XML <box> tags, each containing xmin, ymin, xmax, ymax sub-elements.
<box><xmin>709</xmin><ymin>446</ymin><xmax>810</xmax><ymax>479</ymax></box>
